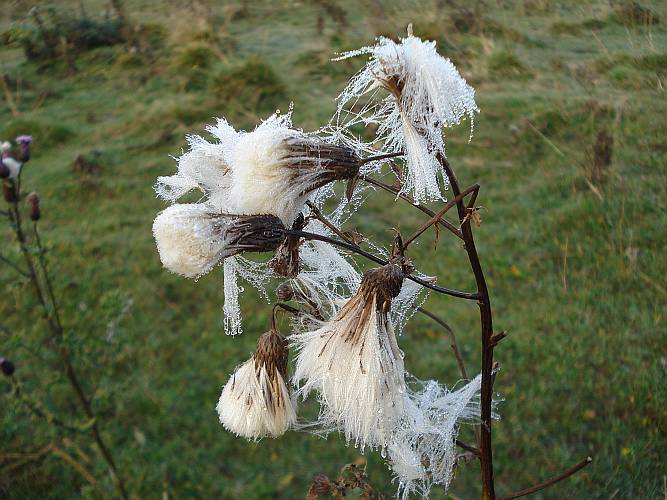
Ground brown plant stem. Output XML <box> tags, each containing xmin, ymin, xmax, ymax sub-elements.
<box><xmin>360</xmin><ymin>175</ymin><xmax>464</xmax><ymax>240</ymax></box>
<box><xmin>499</xmin><ymin>457</ymin><xmax>593</xmax><ymax>500</ymax></box>
<box><xmin>4</xmin><ymin>188</ymin><xmax>128</xmax><ymax>499</ymax></box>
<box><xmin>0</xmin><ymin>253</ymin><xmax>29</xmax><ymax>278</ymax></box>
<box><xmin>438</xmin><ymin>154</ymin><xmax>496</xmax><ymax>500</ymax></box>
<box><xmin>414</xmin><ymin>306</ymin><xmax>469</xmax><ymax>382</ymax></box>
<box><xmin>285</xmin><ymin>229</ymin><xmax>479</xmax><ymax>300</ymax></box>
<box><xmin>305</xmin><ymin>201</ymin><xmax>471</xmax><ymax>381</ymax></box>
<box><xmin>360</xmin><ymin>151</ymin><xmax>405</xmax><ymax>164</ymax></box>
<box><xmin>401</xmin><ymin>183</ymin><xmax>480</xmax><ymax>250</ymax></box>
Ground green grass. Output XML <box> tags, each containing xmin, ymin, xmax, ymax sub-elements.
<box><xmin>1</xmin><ymin>0</ymin><xmax>666</xmax><ymax>498</ymax></box>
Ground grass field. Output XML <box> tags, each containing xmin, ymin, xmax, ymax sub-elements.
<box><xmin>1</xmin><ymin>0</ymin><xmax>666</xmax><ymax>498</ymax></box>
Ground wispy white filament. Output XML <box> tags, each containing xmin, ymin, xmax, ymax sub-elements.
<box><xmin>291</xmin><ymin>292</ymin><xmax>407</xmax><ymax>451</ymax></box>
<box><xmin>332</xmin><ymin>32</ymin><xmax>479</xmax><ymax>203</ymax></box>
<box><xmin>390</xmin><ymin>374</ymin><xmax>484</xmax><ymax>498</ymax></box>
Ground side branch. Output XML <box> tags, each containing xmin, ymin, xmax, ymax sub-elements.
<box><xmin>415</xmin><ymin>306</ymin><xmax>468</xmax><ymax>381</ymax></box>
<box><xmin>285</xmin><ymin>229</ymin><xmax>479</xmax><ymax>300</ymax></box>
<box><xmin>402</xmin><ymin>183</ymin><xmax>480</xmax><ymax>250</ymax></box>
<box><xmin>499</xmin><ymin>457</ymin><xmax>593</xmax><ymax>500</ymax></box>
<box><xmin>360</xmin><ymin>175</ymin><xmax>464</xmax><ymax>240</ymax></box>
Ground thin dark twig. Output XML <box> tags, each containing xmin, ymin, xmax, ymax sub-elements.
<box><xmin>360</xmin><ymin>151</ymin><xmax>404</xmax><ymax>164</ymax></box>
<box><xmin>360</xmin><ymin>175</ymin><xmax>464</xmax><ymax>240</ymax></box>
<box><xmin>271</xmin><ymin>302</ymin><xmax>301</xmax><ymax>330</ymax></box>
<box><xmin>402</xmin><ymin>184</ymin><xmax>480</xmax><ymax>250</ymax></box>
<box><xmin>456</xmin><ymin>439</ymin><xmax>480</xmax><ymax>456</ymax></box>
<box><xmin>0</xmin><ymin>254</ymin><xmax>30</xmax><ymax>278</ymax></box>
<box><xmin>415</xmin><ymin>306</ymin><xmax>468</xmax><ymax>382</ymax></box>
<box><xmin>499</xmin><ymin>457</ymin><xmax>593</xmax><ymax>500</ymax></box>
<box><xmin>305</xmin><ymin>201</ymin><xmax>352</xmax><ymax>243</ymax></box>
<box><xmin>10</xmin><ymin>378</ymin><xmax>88</xmax><ymax>435</ymax></box>
<box><xmin>285</xmin><ymin>229</ymin><xmax>479</xmax><ymax>301</ymax></box>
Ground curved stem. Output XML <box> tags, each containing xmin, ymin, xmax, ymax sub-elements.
<box><xmin>285</xmin><ymin>229</ymin><xmax>479</xmax><ymax>301</ymax></box>
<box><xmin>499</xmin><ymin>457</ymin><xmax>592</xmax><ymax>500</ymax></box>
<box><xmin>438</xmin><ymin>154</ymin><xmax>495</xmax><ymax>500</ymax></box>
<box><xmin>415</xmin><ymin>306</ymin><xmax>469</xmax><ymax>382</ymax></box>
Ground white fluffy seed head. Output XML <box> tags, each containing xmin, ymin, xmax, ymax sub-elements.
<box><xmin>333</xmin><ymin>32</ymin><xmax>479</xmax><ymax>203</ymax></box>
<box><xmin>217</xmin><ymin>330</ymin><xmax>297</xmax><ymax>439</ymax></box>
<box><xmin>153</xmin><ymin>204</ymin><xmax>227</xmax><ymax>278</ymax></box>
<box><xmin>156</xmin><ymin>112</ymin><xmax>360</xmax><ymax>227</ymax></box>
<box><xmin>216</xmin><ymin>358</ymin><xmax>297</xmax><ymax>440</ymax></box>
<box><xmin>152</xmin><ymin>204</ymin><xmax>285</xmax><ymax>279</ymax></box>
<box><xmin>155</xmin><ymin>117</ymin><xmax>238</xmax><ymax>204</ymax></box>
<box><xmin>291</xmin><ymin>264</ymin><xmax>407</xmax><ymax>451</ymax></box>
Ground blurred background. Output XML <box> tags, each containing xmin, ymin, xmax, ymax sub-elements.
<box><xmin>0</xmin><ymin>0</ymin><xmax>665</xmax><ymax>498</ymax></box>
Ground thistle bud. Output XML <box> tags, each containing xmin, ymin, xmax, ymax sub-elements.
<box><xmin>153</xmin><ymin>204</ymin><xmax>286</xmax><ymax>279</ymax></box>
<box><xmin>0</xmin><ymin>357</ymin><xmax>15</xmax><ymax>376</ymax></box>
<box><xmin>0</xmin><ymin>160</ymin><xmax>9</xmax><ymax>179</ymax></box>
<box><xmin>275</xmin><ymin>282</ymin><xmax>294</xmax><ymax>301</ymax></box>
<box><xmin>3</xmin><ymin>182</ymin><xmax>17</xmax><ymax>203</ymax></box>
<box><xmin>26</xmin><ymin>192</ymin><xmax>40</xmax><ymax>221</ymax></box>
<box><xmin>15</xmin><ymin>135</ymin><xmax>32</xmax><ymax>163</ymax></box>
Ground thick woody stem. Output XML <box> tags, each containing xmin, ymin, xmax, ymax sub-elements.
<box><xmin>437</xmin><ymin>154</ymin><xmax>496</xmax><ymax>500</ymax></box>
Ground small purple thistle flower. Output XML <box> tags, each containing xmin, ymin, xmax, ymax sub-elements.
<box><xmin>16</xmin><ymin>135</ymin><xmax>32</xmax><ymax>162</ymax></box>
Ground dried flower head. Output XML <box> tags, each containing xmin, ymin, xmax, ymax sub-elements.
<box><xmin>306</xmin><ymin>474</ymin><xmax>332</xmax><ymax>499</ymax></box>
<box><xmin>216</xmin><ymin>329</ymin><xmax>297</xmax><ymax>439</ymax></box>
<box><xmin>333</xmin><ymin>30</ymin><xmax>478</xmax><ymax>203</ymax></box>
<box><xmin>152</xmin><ymin>203</ymin><xmax>285</xmax><ymax>279</ymax></box>
<box><xmin>291</xmin><ymin>263</ymin><xmax>408</xmax><ymax>451</ymax></box>
<box><xmin>26</xmin><ymin>192</ymin><xmax>40</xmax><ymax>221</ymax></box>
<box><xmin>156</xmin><ymin>112</ymin><xmax>361</xmax><ymax>226</ymax></box>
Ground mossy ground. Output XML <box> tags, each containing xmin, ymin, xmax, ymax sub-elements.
<box><xmin>1</xmin><ymin>0</ymin><xmax>666</xmax><ymax>498</ymax></box>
